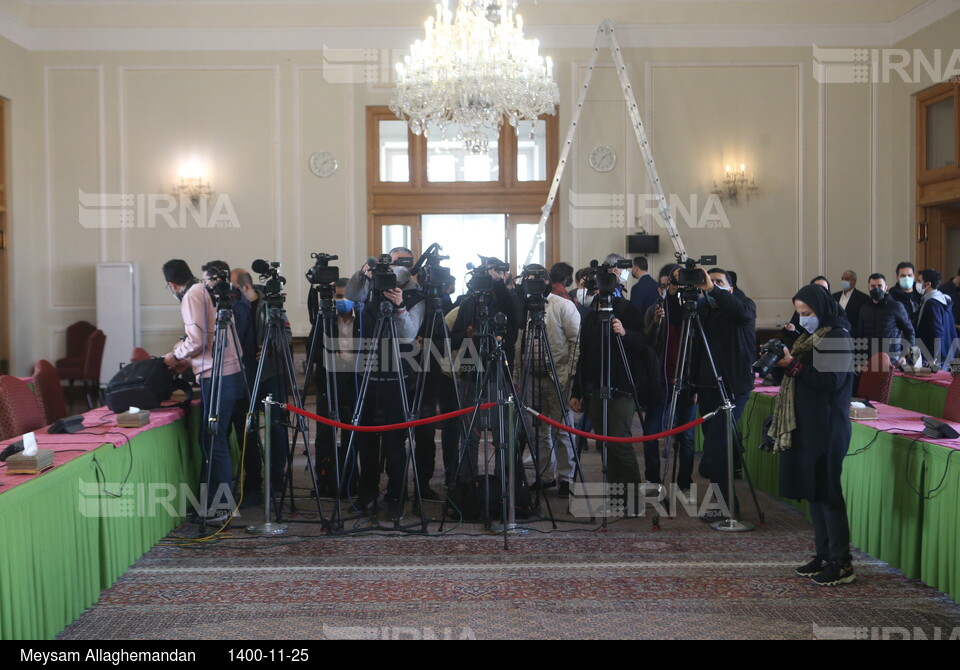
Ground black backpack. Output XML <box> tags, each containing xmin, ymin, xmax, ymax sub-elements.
<box><xmin>105</xmin><ymin>357</ymin><xmax>193</xmax><ymax>413</ymax></box>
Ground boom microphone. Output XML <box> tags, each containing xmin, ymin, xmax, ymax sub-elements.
<box><xmin>251</xmin><ymin>258</ymin><xmax>271</xmax><ymax>274</ymax></box>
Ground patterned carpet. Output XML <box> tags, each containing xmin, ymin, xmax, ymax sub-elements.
<box><xmin>58</xmin><ymin>482</ymin><xmax>960</xmax><ymax>640</ymax></box>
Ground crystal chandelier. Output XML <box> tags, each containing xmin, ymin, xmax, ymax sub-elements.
<box><xmin>391</xmin><ymin>1</ymin><xmax>559</xmax><ymax>154</ymax></box>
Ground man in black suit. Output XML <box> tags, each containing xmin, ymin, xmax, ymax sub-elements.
<box><xmin>629</xmin><ymin>256</ymin><xmax>660</xmax><ymax>320</ymax></box>
<box><xmin>832</xmin><ymin>270</ymin><xmax>870</xmax><ymax>338</ymax></box>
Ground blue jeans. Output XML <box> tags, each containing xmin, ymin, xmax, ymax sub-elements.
<box><xmin>199</xmin><ymin>371</ymin><xmax>247</xmax><ymax>512</ymax></box>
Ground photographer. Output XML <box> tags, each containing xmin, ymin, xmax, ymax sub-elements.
<box><xmin>769</xmin><ymin>284</ymin><xmax>856</xmax><ymax>586</ymax></box>
<box><xmin>232</xmin><ymin>263</ymin><xmax>292</xmax><ymax>502</ymax></box>
<box><xmin>683</xmin><ymin>266</ymin><xmax>756</xmax><ymax>522</ymax></box>
<box><xmin>515</xmin><ymin>264</ymin><xmax>581</xmax><ymax>497</ymax></box>
<box><xmin>346</xmin><ymin>248</ymin><xmax>425</xmax><ymax>520</ymax></box>
<box><xmin>449</xmin><ymin>256</ymin><xmax>523</xmax><ymax>481</ymax></box>
<box><xmin>643</xmin><ymin>264</ymin><xmax>696</xmax><ymax>495</ymax></box>
<box><xmin>569</xmin><ymin>265</ymin><xmax>652</xmax><ymax>493</ymax></box>
<box><xmin>162</xmin><ymin>259</ymin><xmax>246</xmax><ymax>522</ymax></box>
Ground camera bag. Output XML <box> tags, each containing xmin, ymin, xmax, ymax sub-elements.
<box><xmin>105</xmin><ymin>357</ymin><xmax>193</xmax><ymax>413</ymax></box>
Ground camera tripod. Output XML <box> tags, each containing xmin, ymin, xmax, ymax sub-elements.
<box><xmin>576</xmin><ymin>291</ymin><xmax>662</xmax><ymax>530</ymax></box>
<box><xmin>199</xmin><ymin>285</ymin><xmax>251</xmax><ymax>533</ymax></box>
<box><xmin>661</xmin><ymin>287</ymin><xmax>763</xmax><ymax>530</ymax></box>
<box><xmin>245</xmin><ymin>290</ymin><xmax>327</xmax><ymax>530</ymax></box>
<box><xmin>302</xmin><ymin>279</ymin><xmax>354</xmax><ymax>529</ymax></box>
<box><xmin>338</xmin><ymin>294</ymin><xmax>428</xmax><ymax>533</ymax></box>
<box><xmin>442</xmin><ymin>307</ymin><xmax>538</xmax><ymax>549</ymax></box>
<box><xmin>409</xmin><ymin>280</ymin><xmax>466</xmax><ymax>515</ymax></box>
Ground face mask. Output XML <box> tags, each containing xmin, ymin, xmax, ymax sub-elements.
<box><xmin>840</xmin><ymin>280</ymin><xmax>851</xmax><ymax>292</ymax></box>
<box><xmin>870</xmin><ymin>287</ymin><xmax>885</xmax><ymax>302</ymax></box>
<box><xmin>335</xmin><ymin>299</ymin><xmax>355</xmax><ymax>314</ymax></box>
<box><xmin>899</xmin><ymin>276</ymin><xmax>914</xmax><ymax>290</ymax></box>
<box><xmin>563</xmin><ymin>277</ymin><xmax>572</xmax><ymax>288</ymax></box>
<box><xmin>799</xmin><ymin>315</ymin><xmax>820</xmax><ymax>333</ymax></box>
<box><xmin>619</xmin><ymin>269</ymin><xmax>630</xmax><ymax>283</ymax></box>
<box><xmin>916</xmin><ymin>283</ymin><xmax>926</xmax><ymax>296</ymax></box>
<box><xmin>392</xmin><ymin>266</ymin><xmax>411</xmax><ymax>287</ymax></box>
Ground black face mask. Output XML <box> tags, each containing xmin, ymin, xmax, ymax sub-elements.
<box><xmin>564</xmin><ymin>277</ymin><xmax>573</xmax><ymax>288</ymax></box>
<box><xmin>870</xmin><ymin>287</ymin><xmax>885</xmax><ymax>302</ymax></box>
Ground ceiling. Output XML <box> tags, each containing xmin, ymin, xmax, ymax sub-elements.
<box><xmin>0</xmin><ymin>0</ymin><xmax>957</xmax><ymax>50</ymax></box>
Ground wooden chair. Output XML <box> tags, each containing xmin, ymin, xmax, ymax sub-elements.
<box><xmin>54</xmin><ymin>320</ymin><xmax>96</xmax><ymax>378</ymax></box>
<box><xmin>0</xmin><ymin>375</ymin><xmax>46</xmax><ymax>441</ymax></box>
<box><xmin>943</xmin><ymin>374</ymin><xmax>960</xmax><ymax>422</ymax></box>
<box><xmin>57</xmin><ymin>329</ymin><xmax>106</xmax><ymax>408</ymax></box>
<box><xmin>31</xmin><ymin>359</ymin><xmax>68</xmax><ymax>425</ymax></box>
<box><xmin>131</xmin><ymin>347</ymin><xmax>150</xmax><ymax>363</ymax></box>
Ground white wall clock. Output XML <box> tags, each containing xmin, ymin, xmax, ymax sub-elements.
<box><xmin>589</xmin><ymin>145</ymin><xmax>617</xmax><ymax>173</ymax></box>
<box><xmin>309</xmin><ymin>151</ymin><xmax>339</xmax><ymax>178</ymax></box>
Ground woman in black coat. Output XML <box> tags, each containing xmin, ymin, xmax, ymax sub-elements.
<box><xmin>769</xmin><ymin>284</ymin><xmax>856</xmax><ymax>586</ymax></box>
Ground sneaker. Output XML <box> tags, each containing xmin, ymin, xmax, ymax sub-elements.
<box><xmin>557</xmin><ymin>481</ymin><xmax>572</xmax><ymax>498</ymax></box>
<box><xmin>795</xmin><ymin>556</ymin><xmax>826</xmax><ymax>578</ymax></box>
<box><xmin>811</xmin><ymin>562</ymin><xmax>856</xmax><ymax>586</ymax></box>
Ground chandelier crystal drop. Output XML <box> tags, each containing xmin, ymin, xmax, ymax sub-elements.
<box><xmin>390</xmin><ymin>1</ymin><xmax>559</xmax><ymax>154</ymax></box>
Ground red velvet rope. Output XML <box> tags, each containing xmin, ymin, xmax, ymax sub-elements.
<box><xmin>281</xmin><ymin>402</ymin><xmax>497</xmax><ymax>432</ymax></box>
<box><xmin>280</xmin><ymin>401</ymin><xmax>704</xmax><ymax>443</ymax></box>
<box><xmin>530</xmin><ymin>410</ymin><xmax>705</xmax><ymax>444</ymax></box>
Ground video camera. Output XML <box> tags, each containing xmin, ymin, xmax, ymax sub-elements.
<box><xmin>585</xmin><ymin>258</ymin><xmax>631</xmax><ymax>295</ymax></box>
<box><xmin>466</xmin><ymin>256</ymin><xmax>510</xmax><ymax>294</ymax></box>
<box><xmin>251</xmin><ymin>258</ymin><xmax>286</xmax><ymax>299</ymax></box>
<box><xmin>200</xmin><ymin>262</ymin><xmax>234</xmax><ymax>310</ymax></box>
<box><xmin>305</xmin><ymin>252</ymin><xmax>339</xmax><ymax>286</ymax></box>
<box><xmin>369</xmin><ymin>254</ymin><xmax>412</xmax><ymax>293</ymax></box>
<box><xmin>675</xmin><ymin>254</ymin><xmax>718</xmax><ymax>288</ymax></box>
<box><xmin>413</xmin><ymin>243</ymin><xmax>454</xmax><ymax>295</ymax></box>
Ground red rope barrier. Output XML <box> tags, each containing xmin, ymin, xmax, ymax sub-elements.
<box><xmin>530</xmin><ymin>410</ymin><xmax>705</xmax><ymax>444</ymax></box>
<box><xmin>281</xmin><ymin>402</ymin><xmax>497</xmax><ymax>432</ymax></box>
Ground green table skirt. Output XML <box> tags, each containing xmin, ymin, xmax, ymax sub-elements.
<box><xmin>889</xmin><ymin>375</ymin><xmax>948</xmax><ymax>417</ymax></box>
<box><xmin>0</xmin><ymin>416</ymin><xmax>198</xmax><ymax>640</ymax></box>
<box><xmin>738</xmin><ymin>392</ymin><xmax>958</xmax><ymax>603</ymax></box>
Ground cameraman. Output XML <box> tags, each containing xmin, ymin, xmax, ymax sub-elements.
<box><xmin>683</xmin><ymin>267</ymin><xmax>756</xmax><ymax>522</ymax></box>
<box><xmin>643</xmin><ymin>264</ymin><xmax>697</xmax><ymax>495</ymax></box>
<box><xmin>231</xmin><ymin>265</ymin><xmax>292</xmax><ymax>502</ymax></box>
<box><xmin>162</xmin><ymin>259</ymin><xmax>246</xmax><ymax>522</ymax></box>
<box><xmin>516</xmin><ymin>265</ymin><xmax>581</xmax><ymax>497</ymax></box>
<box><xmin>346</xmin><ymin>248</ymin><xmax>425</xmax><ymax>520</ymax></box>
<box><xmin>568</xmin><ymin>267</ymin><xmax>650</xmax><ymax>494</ymax></box>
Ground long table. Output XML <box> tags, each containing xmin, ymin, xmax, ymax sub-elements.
<box><xmin>0</xmin><ymin>406</ymin><xmax>199</xmax><ymax>640</ymax></box>
<box><xmin>739</xmin><ymin>389</ymin><xmax>960</xmax><ymax>603</ymax></box>
<box><xmin>889</xmin><ymin>371</ymin><xmax>952</xmax><ymax>416</ymax></box>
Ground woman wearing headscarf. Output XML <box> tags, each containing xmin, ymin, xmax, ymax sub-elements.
<box><xmin>768</xmin><ymin>283</ymin><xmax>856</xmax><ymax>586</ymax></box>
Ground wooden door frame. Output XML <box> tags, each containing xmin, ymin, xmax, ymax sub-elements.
<box><xmin>0</xmin><ymin>97</ymin><xmax>9</xmax><ymax>375</ymax></box>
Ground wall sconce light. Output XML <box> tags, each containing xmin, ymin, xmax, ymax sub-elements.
<box><xmin>711</xmin><ymin>163</ymin><xmax>758</xmax><ymax>203</ymax></box>
<box><xmin>171</xmin><ymin>161</ymin><xmax>212</xmax><ymax>207</ymax></box>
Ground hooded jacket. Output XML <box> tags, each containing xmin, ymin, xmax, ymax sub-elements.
<box><xmin>916</xmin><ymin>289</ymin><xmax>958</xmax><ymax>369</ymax></box>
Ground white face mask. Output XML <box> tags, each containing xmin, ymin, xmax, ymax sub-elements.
<box><xmin>393</xmin><ymin>266</ymin><xmax>411</xmax><ymax>287</ymax></box>
<box><xmin>799</xmin><ymin>315</ymin><xmax>820</xmax><ymax>333</ymax></box>
<box><xmin>576</xmin><ymin>288</ymin><xmax>594</xmax><ymax>307</ymax></box>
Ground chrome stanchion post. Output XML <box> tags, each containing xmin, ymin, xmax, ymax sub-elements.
<box><xmin>247</xmin><ymin>395</ymin><xmax>288</xmax><ymax>536</ymax></box>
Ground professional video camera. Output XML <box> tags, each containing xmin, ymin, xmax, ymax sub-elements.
<box><xmin>251</xmin><ymin>258</ymin><xmax>287</xmax><ymax>300</ymax></box>
<box><xmin>412</xmin><ymin>243</ymin><xmax>454</xmax><ymax>296</ymax></box>
<box><xmin>200</xmin><ymin>262</ymin><xmax>234</xmax><ymax>310</ymax></box>
<box><xmin>753</xmin><ymin>338</ymin><xmax>787</xmax><ymax>377</ymax></box>
<box><xmin>369</xmin><ymin>253</ymin><xmax>413</xmax><ymax>293</ymax></box>
<box><xmin>519</xmin><ymin>264</ymin><xmax>551</xmax><ymax>311</ymax></box>
<box><xmin>466</xmin><ymin>256</ymin><xmax>510</xmax><ymax>294</ymax></box>
<box><xmin>675</xmin><ymin>254</ymin><xmax>718</xmax><ymax>288</ymax></box>
<box><xmin>584</xmin><ymin>258</ymin><xmax>632</xmax><ymax>296</ymax></box>
<box><xmin>305</xmin><ymin>252</ymin><xmax>339</xmax><ymax>286</ymax></box>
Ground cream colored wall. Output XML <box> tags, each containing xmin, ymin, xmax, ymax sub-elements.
<box><xmin>1</xmin><ymin>10</ymin><xmax>958</xmax><ymax>371</ymax></box>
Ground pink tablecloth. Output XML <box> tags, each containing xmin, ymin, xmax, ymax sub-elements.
<box><xmin>751</xmin><ymin>382</ymin><xmax>960</xmax><ymax>451</ymax></box>
<box><xmin>895</xmin><ymin>369</ymin><xmax>954</xmax><ymax>389</ymax></box>
<box><xmin>0</xmin><ymin>405</ymin><xmax>187</xmax><ymax>492</ymax></box>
